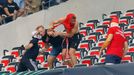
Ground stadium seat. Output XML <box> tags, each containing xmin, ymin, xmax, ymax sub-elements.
<box><xmin>11</xmin><ymin>50</ymin><xmax>20</xmax><ymax>58</ymax></box>
<box><xmin>75</xmin><ymin>51</ymin><xmax>81</xmax><ymax>60</ymax></box>
<box><xmin>78</xmin><ymin>48</ymin><xmax>88</xmax><ymax>59</ymax></box>
<box><xmin>88</xmin><ymin>47</ymin><xmax>101</xmax><ymax>58</ymax></box>
<box><xmin>1</xmin><ymin>55</ymin><xmax>15</xmax><ymax>67</ymax></box>
<box><xmin>128</xmin><ymin>22</ymin><xmax>134</xmax><ymax>29</ymax></box>
<box><xmin>78</xmin><ymin>40</ymin><xmax>94</xmax><ymax>51</ymax></box>
<box><xmin>119</xmin><ymin>23</ymin><xmax>128</xmax><ymax>31</ymax></box>
<box><xmin>38</xmin><ymin>40</ymin><xmax>45</xmax><ymax>48</ymax></box>
<box><xmin>5</xmin><ymin>62</ymin><xmax>19</xmax><ymax>73</ymax></box>
<box><xmin>3</xmin><ymin>50</ymin><xmax>10</xmax><ymax>56</ymax></box>
<box><xmin>98</xmin><ymin>55</ymin><xmax>106</xmax><ymax>64</ymax></box>
<box><xmin>85</xmin><ymin>32</ymin><xmax>102</xmax><ymax>42</ymax></box>
<box><xmin>120</xmin><ymin>16</ymin><xmax>132</xmax><ymax>25</ymax></box>
<box><xmin>42</xmin><ymin>62</ymin><xmax>48</xmax><ymax>68</ymax></box>
<box><xmin>124</xmin><ymin>29</ymin><xmax>134</xmax><ymax>38</ymax></box>
<box><xmin>79</xmin><ymin>27</ymin><xmax>92</xmax><ymax>37</ymax></box>
<box><xmin>110</xmin><ymin>11</ymin><xmax>122</xmax><ymax>18</ymax></box>
<box><xmin>95</xmin><ymin>25</ymin><xmax>108</xmax><ymax>34</ymax></box>
<box><xmin>36</xmin><ymin>55</ymin><xmax>45</xmax><ymax>64</ymax></box>
<box><xmin>45</xmin><ymin>46</ymin><xmax>53</xmax><ymax>53</ymax></box>
<box><xmin>121</xmin><ymin>54</ymin><xmax>133</xmax><ymax>63</ymax></box>
<box><xmin>102</xmin><ymin>18</ymin><xmax>112</xmax><ymax>26</ymax></box>
<box><xmin>81</xmin><ymin>56</ymin><xmax>99</xmax><ymax>65</ymax></box>
<box><xmin>79</xmin><ymin>22</ymin><xmax>84</xmax><ymax>28</ymax></box>
<box><xmin>86</xmin><ymin>20</ymin><xmax>100</xmax><ymax>29</ymax></box>
<box><xmin>97</xmin><ymin>38</ymin><xmax>106</xmax><ymax>47</ymax></box>
<box><xmin>57</xmin><ymin>53</ymin><xmax>62</xmax><ymax>62</ymax></box>
<box><xmin>128</xmin><ymin>43</ymin><xmax>134</xmax><ymax>52</ymax></box>
<box><xmin>125</xmin><ymin>9</ymin><xmax>134</xmax><ymax>18</ymax></box>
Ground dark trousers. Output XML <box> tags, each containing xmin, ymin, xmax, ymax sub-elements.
<box><xmin>17</xmin><ymin>58</ymin><xmax>38</xmax><ymax>72</ymax></box>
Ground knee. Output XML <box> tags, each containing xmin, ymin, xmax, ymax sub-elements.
<box><xmin>47</xmin><ymin>56</ymin><xmax>55</xmax><ymax>64</ymax></box>
<box><xmin>62</xmin><ymin>49</ymin><xmax>66</xmax><ymax>57</ymax></box>
<box><xmin>69</xmin><ymin>48</ymin><xmax>76</xmax><ymax>56</ymax></box>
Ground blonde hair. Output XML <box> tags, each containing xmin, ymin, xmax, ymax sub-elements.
<box><xmin>36</xmin><ymin>25</ymin><xmax>44</xmax><ymax>30</ymax></box>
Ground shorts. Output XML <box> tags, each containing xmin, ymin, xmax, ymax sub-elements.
<box><xmin>105</xmin><ymin>55</ymin><xmax>122</xmax><ymax>64</ymax></box>
<box><xmin>49</xmin><ymin>46</ymin><xmax>62</xmax><ymax>57</ymax></box>
<box><xmin>62</xmin><ymin>33</ymin><xmax>82</xmax><ymax>50</ymax></box>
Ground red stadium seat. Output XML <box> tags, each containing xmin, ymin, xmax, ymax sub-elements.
<box><xmin>120</xmin><ymin>16</ymin><xmax>132</xmax><ymax>25</ymax></box>
<box><xmin>85</xmin><ymin>32</ymin><xmax>101</xmax><ymax>42</ymax></box>
<box><xmin>11</xmin><ymin>50</ymin><xmax>19</xmax><ymax>58</ymax></box>
<box><xmin>42</xmin><ymin>62</ymin><xmax>48</xmax><ymax>68</ymax></box>
<box><xmin>121</xmin><ymin>55</ymin><xmax>132</xmax><ymax>63</ymax></box>
<box><xmin>128</xmin><ymin>23</ymin><xmax>134</xmax><ymax>29</ymax></box>
<box><xmin>125</xmin><ymin>9</ymin><xmax>134</xmax><ymax>18</ymax></box>
<box><xmin>5</xmin><ymin>62</ymin><xmax>19</xmax><ymax>73</ymax></box>
<box><xmin>81</xmin><ymin>56</ymin><xmax>99</xmax><ymax>65</ymax></box>
<box><xmin>78</xmin><ymin>40</ymin><xmax>94</xmax><ymax>51</ymax></box>
<box><xmin>88</xmin><ymin>47</ymin><xmax>101</xmax><ymax>58</ymax></box>
<box><xmin>75</xmin><ymin>51</ymin><xmax>81</xmax><ymax>60</ymax></box>
<box><xmin>124</xmin><ymin>29</ymin><xmax>134</xmax><ymax>38</ymax></box>
<box><xmin>97</xmin><ymin>38</ymin><xmax>106</xmax><ymax>47</ymax></box>
<box><xmin>103</xmin><ymin>18</ymin><xmax>112</xmax><ymax>26</ymax></box>
<box><xmin>36</xmin><ymin>55</ymin><xmax>45</xmax><ymax>64</ymax></box>
<box><xmin>79</xmin><ymin>27</ymin><xmax>92</xmax><ymax>37</ymax></box>
<box><xmin>110</xmin><ymin>11</ymin><xmax>122</xmax><ymax>18</ymax></box>
<box><xmin>81</xmin><ymin>59</ymin><xmax>92</xmax><ymax>65</ymax></box>
<box><xmin>1</xmin><ymin>55</ymin><xmax>14</xmax><ymax>67</ymax></box>
<box><xmin>1</xmin><ymin>59</ymin><xmax>10</xmax><ymax>67</ymax></box>
<box><xmin>38</xmin><ymin>40</ymin><xmax>45</xmax><ymax>48</ymax></box>
<box><xmin>6</xmin><ymin>65</ymin><xmax>16</xmax><ymax>73</ymax></box>
<box><xmin>86</xmin><ymin>20</ymin><xmax>99</xmax><ymax>29</ymax></box>
<box><xmin>57</xmin><ymin>53</ymin><xmax>62</xmax><ymax>62</ymax></box>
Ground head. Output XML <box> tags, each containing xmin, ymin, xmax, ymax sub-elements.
<box><xmin>36</xmin><ymin>25</ymin><xmax>45</xmax><ymax>36</ymax></box>
<box><xmin>66</xmin><ymin>13</ymin><xmax>76</xmax><ymax>25</ymax></box>
<box><xmin>110</xmin><ymin>16</ymin><xmax>119</xmax><ymax>27</ymax></box>
<box><xmin>7</xmin><ymin>0</ymin><xmax>13</xmax><ymax>3</ymax></box>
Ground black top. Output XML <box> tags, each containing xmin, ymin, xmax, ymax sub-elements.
<box><xmin>4</xmin><ymin>2</ymin><xmax>19</xmax><ymax>14</ymax></box>
<box><xmin>42</xmin><ymin>29</ymin><xmax>63</xmax><ymax>47</ymax></box>
<box><xmin>23</xmin><ymin>38</ymin><xmax>40</xmax><ymax>60</ymax></box>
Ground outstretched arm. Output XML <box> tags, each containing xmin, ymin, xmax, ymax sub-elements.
<box><xmin>49</xmin><ymin>18</ymin><xmax>65</xmax><ymax>29</ymax></box>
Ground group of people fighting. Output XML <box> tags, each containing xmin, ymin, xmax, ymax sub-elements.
<box><xmin>17</xmin><ymin>13</ymin><xmax>128</xmax><ymax>72</ymax></box>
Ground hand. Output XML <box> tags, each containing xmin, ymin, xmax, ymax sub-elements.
<box><xmin>9</xmin><ymin>13</ymin><xmax>14</xmax><ymax>16</ymax></box>
<box><xmin>65</xmin><ymin>33</ymin><xmax>72</xmax><ymax>38</ymax></box>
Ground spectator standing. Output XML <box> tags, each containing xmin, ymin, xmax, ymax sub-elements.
<box><xmin>99</xmin><ymin>16</ymin><xmax>128</xmax><ymax>65</ymax></box>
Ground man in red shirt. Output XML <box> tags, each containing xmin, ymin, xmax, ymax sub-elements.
<box><xmin>99</xmin><ymin>16</ymin><xmax>128</xmax><ymax>65</ymax></box>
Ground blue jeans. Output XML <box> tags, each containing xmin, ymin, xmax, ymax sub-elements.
<box><xmin>105</xmin><ymin>55</ymin><xmax>122</xmax><ymax>64</ymax></box>
<box><xmin>49</xmin><ymin>46</ymin><xmax>62</xmax><ymax>57</ymax></box>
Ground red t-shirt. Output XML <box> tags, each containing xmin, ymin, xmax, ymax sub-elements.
<box><xmin>106</xmin><ymin>26</ymin><xmax>127</xmax><ymax>58</ymax></box>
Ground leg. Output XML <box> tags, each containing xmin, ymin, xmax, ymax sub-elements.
<box><xmin>62</xmin><ymin>48</ymin><xmax>66</xmax><ymax>61</ymax></box>
<box><xmin>69</xmin><ymin>48</ymin><xmax>77</xmax><ymax>66</ymax></box>
<box><xmin>105</xmin><ymin>55</ymin><xmax>116</xmax><ymax>65</ymax></box>
<box><xmin>47</xmin><ymin>55</ymin><xmax>56</xmax><ymax>69</ymax></box>
<box><xmin>68</xmin><ymin>33</ymin><xmax>81</xmax><ymax>67</ymax></box>
<box><xmin>48</xmin><ymin>47</ymin><xmax>62</xmax><ymax>69</ymax></box>
<box><xmin>17</xmin><ymin>60</ymin><xmax>28</xmax><ymax>72</ymax></box>
<box><xmin>24</xmin><ymin>59</ymin><xmax>38</xmax><ymax>71</ymax></box>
